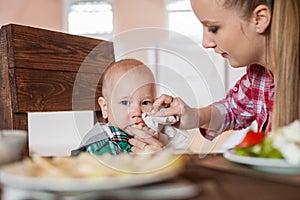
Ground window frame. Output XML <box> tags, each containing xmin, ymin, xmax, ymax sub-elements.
<box><xmin>166</xmin><ymin>0</ymin><xmax>203</xmax><ymax>43</ymax></box>
<box><xmin>63</xmin><ymin>0</ymin><xmax>113</xmax><ymax>40</ymax></box>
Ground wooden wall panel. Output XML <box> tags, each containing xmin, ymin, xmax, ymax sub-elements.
<box><xmin>13</xmin><ymin>68</ymin><xmax>102</xmax><ymax>112</ymax></box>
<box><xmin>0</xmin><ymin>24</ymin><xmax>115</xmax><ymax>133</ymax></box>
<box><xmin>0</xmin><ymin>27</ymin><xmax>13</xmax><ymax>129</ymax></box>
<box><xmin>7</xmin><ymin>24</ymin><xmax>114</xmax><ymax>73</ymax></box>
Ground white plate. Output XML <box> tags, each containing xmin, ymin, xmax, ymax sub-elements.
<box><xmin>0</xmin><ymin>152</ymin><xmax>184</xmax><ymax>192</ymax></box>
<box><xmin>223</xmin><ymin>149</ymin><xmax>300</xmax><ymax>174</ymax></box>
<box><xmin>0</xmin><ymin>167</ymin><xmax>180</xmax><ymax>192</ymax></box>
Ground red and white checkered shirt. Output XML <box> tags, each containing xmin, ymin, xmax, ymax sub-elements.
<box><xmin>201</xmin><ymin>64</ymin><xmax>274</xmax><ymax>140</ymax></box>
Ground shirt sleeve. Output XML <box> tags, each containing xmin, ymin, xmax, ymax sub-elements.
<box><xmin>200</xmin><ymin>67</ymin><xmax>256</xmax><ymax>140</ymax></box>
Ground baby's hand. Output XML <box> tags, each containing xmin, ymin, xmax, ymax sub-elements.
<box><xmin>125</xmin><ymin>124</ymin><xmax>163</xmax><ymax>154</ymax></box>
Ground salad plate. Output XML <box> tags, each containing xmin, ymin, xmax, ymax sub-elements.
<box><xmin>224</xmin><ymin>149</ymin><xmax>300</xmax><ymax>175</ymax></box>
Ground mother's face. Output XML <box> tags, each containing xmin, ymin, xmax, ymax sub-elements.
<box><xmin>190</xmin><ymin>0</ymin><xmax>270</xmax><ymax>68</ymax></box>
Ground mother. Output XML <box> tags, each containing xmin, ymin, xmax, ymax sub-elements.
<box><xmin>129</xmin><ymin>0</ymin><xmax>300</xmax><ymax>152</ymax></box>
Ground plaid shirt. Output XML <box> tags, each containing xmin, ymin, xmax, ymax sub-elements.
<box><xmin>201</xmin><ymin>64</ymin><xmax>274</xmax><ymax>140</ymax></box>
<box><xmin>86</xmin><ymin>126</ymin><xmax>132</xmax><ymax>155</ymax></box>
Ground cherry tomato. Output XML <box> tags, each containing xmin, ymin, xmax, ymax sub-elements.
<box><xmin>236</xmin><ymin>130</ymin><xmax>265</xmax><ymax>148</ymax></box>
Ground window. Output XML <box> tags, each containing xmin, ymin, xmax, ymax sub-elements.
<box><xmin>167</xmin><ymin>0</ymin><xmax>203</xmax><ymax>43</ymax></box>
<box><xmin>64</xmin><ymin>0</ymin><xmax>113</xmax><ymax>40</ymax></box>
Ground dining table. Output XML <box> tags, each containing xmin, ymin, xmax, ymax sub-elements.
<box><xmin>178</xmin><ymin>153</ymin><xmax>300</xmax><ymax>200</ymax></box>
<box><xmin>1</xmin><ymin>153</ymin><xmax>300</xmax><ymax>200</ymax></box>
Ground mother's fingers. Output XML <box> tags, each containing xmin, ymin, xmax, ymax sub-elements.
<box><xmin>153</xmin><ymin>94</ymin><xmax>174</xmax><ymax>112</ymax></box>
<box><xmin>152</xmin><ymin>103</ymin><xmax>182</xmax><ymax>119</ymax></box>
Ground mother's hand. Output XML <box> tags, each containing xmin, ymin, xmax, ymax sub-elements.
<box><xmin>125</xmin><ymin>124</ymin><xmax>163</xmax><ymax>154</ymax></box>
<box><xmin>152</xmin><ymin>94</ymin><xmax>201</xmax><ymax>129</ymax></box>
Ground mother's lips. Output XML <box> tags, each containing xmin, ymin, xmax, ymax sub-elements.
<box><xmin>221</xmin><ymin>53</ymin><xmax>228</xmax><ymax>58</ymax></box>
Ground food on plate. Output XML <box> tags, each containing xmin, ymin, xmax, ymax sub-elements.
<box><xmin>235</xmin><ymin>130</ymin><xmax>265</xmax><ymax>148</ymax></box>
<box><xmin>235</xmin><ymin>130</ymin><xmax>282</xmax><ymax>158</ymax></box>
<box><xmin>235</xmin><ymin>120</ymin><xmax>300</xmax><ymax>165</ymax></box>
<box><xmin>0</xmin><ymin>150</ymin><xmax>185</xmax><ymax>179</ymax></box>
<box><xmin>272</xmin><ymin>120</ymin><xmax>300</xmax><ymax>165</ymax></box>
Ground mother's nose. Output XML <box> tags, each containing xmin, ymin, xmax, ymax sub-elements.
<box><xmin>202</xmin><ymin>32</ymin><xmax>216</xmax><ymax>49</ymax></box>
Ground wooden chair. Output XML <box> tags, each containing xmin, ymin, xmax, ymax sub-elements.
<box><xmin>0</xmin><ymin>24</ymin><xmax>115</xmax><ymax>154</ymax></box>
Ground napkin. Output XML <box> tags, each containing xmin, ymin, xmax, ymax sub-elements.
<box><xmin>142</xmin><ymin>113</ymin><xmax>189</xmax><ymax>149</ymax></box>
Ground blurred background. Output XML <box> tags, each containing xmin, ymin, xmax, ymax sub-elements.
<box><xmin>0</xmin><ymin>0</ymin><xmax>247</xmax><ymax>155</ymax></box>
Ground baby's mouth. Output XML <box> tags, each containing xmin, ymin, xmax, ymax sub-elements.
<box><xmin>133</xmin><ymin>120</ymin><xmax>146</xmax><ymax>127</ymax></box>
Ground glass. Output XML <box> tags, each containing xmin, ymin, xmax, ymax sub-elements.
<box><xmin>0</xmin><ymin>130</ymin><xmax>27</xmax><ymax>165</ymax></box>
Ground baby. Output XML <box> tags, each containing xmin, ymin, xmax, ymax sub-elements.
<box><xmin>71</xmin><ymin>59</ymin><xmax>162</xmax><ymax>155</ymax></box>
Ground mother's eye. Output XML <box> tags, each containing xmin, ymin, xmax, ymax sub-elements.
<box><xmin>208</xmin><ymin>26</ymin><xmax>219</xmax><ymax>33</ymax></box>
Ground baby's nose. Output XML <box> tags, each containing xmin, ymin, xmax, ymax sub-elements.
<box><xmin>129</xmin><ymin>104</ymin><xmax>142</xmax><ymax>117</ymax></box>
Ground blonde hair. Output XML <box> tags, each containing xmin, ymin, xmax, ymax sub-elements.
<box><xmin>220</xmin><ymin>0</ymin><xmax>274</xmax><ymax>68</ymax></box>
<box><xmin>221</xmin><ymin>0</ymin><xmax>274</xmax><ymax>18</ymax></box>
<box><xmin>221</xmin><ymin>0</ymin><xmax>300</xmax><ymax>129</ymax></box>
<box><xmin>271</xmin><ymin>0</ymin><xmax>300</xmax><ymax>129</ymax></box>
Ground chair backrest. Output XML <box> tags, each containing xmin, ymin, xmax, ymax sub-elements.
<box><xmin>0</xmin><ymin>24</ymin><xmax>115</xmax><ymax>153</ymax></box>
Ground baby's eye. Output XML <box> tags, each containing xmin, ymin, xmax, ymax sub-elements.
<box><xmin>120</xmin><ymin>100</ymin><xmax>130</xmax><ymax>106</ymax></box>
<box><xmin>208</xmin><ymin>26</ymin><xmax>219</xmax><ymax>33</ymax></box>
<box><xmin>141</xmin><ymin>100</ymin><xmax>153</xmax><ymax>106</ymax></box>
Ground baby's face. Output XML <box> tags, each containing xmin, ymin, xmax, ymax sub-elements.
<box><xmin>102</xmin><ymin>67</ymin><xmax>156</xmax><ymax>130</ymax></box>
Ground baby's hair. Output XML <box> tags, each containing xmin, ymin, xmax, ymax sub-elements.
<box><xmin>98</xmin><ymin>58</ymin><xmax>148</xmax><ymax>98</ymax></box>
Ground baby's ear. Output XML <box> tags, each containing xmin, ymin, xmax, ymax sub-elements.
<box><xmin>98</xmin><ymin>97</ymin><xmax>108</xmax><ymax>119</ymax></box>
